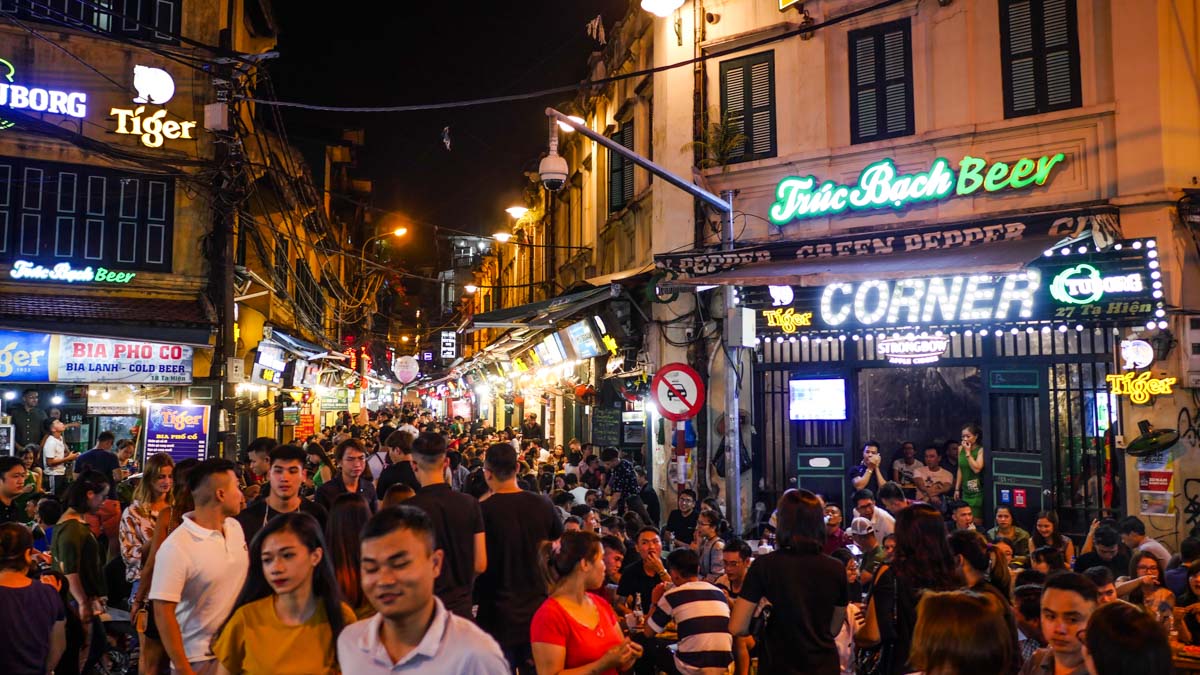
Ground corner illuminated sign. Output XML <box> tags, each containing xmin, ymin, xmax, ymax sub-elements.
<box><xmin>0</xmin><ymin>57</ymin><xmax>88</xmax><ymax>125</ymax></box>
<box><xmin>819</xmin><ymin>271</ymin><xmax>1041</xmax><ymax>328</ymax></box>
<box><xmin>111</xmin><ymin>66</ymin><xmax>197</xmax><ymax>148</ymax></box>
<box><xmin>768</xmin><ymin>153</ymin><xmax>1065</xmax><ymax>225</ymax></box>
<box><xmin>9</xmin><ymin>260</ymin><xmax>136</xmax><ymax>284</ymax></box>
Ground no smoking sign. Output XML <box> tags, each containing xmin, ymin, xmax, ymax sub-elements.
<box><xmin>650</xmin><ymin>363</ymin><xmax>705</xmax><ymax>421</ymax></box>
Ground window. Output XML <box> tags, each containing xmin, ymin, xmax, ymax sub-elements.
<box><xmin>272</xmin><ymin>237</ymin><xmax>289</xmax><ymax>296</ymax></box>
<box><xmin>608</xmin><ymin>123</ymin><xmax>634</xmax><ymax>213</ymax></box>
<box><xmin>0</xmin><ymin>0</ymin><xmax>183</xmax><ymax>44</ymax></box>
<box><xmin>720</xmin><ymin>51</ymin><xmax>776</xmax><ymax>162</ymax></box>
<box><xmin>1000</xmin><ymin>0</ymin><xmax>1081</xmax><ymax>118</ymax></box>
<box><xmin>293</xmin><ymin>260</ymin><xmax>325</xmax><ymax>328</ymax></box>
<box><xmin>0</xmin><ymin>156</ymin><xmax>174</xmax><ymax>272</ymax></box>
<box><xmin>849</xmin><ymin>20</ymin><xmax>914</xmax><ymax>144</ymax></box>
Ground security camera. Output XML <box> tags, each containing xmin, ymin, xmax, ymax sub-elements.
<box><xmin>539</xmin><ymin>153</ymin><xmax>568</xmax><ymax>191</ymax></box>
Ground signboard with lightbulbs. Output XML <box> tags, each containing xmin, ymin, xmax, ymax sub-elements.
<box><xmin>746</xmin><ymin>241</ymin><xmax>1161</xmax><ymax>337</ymax></box>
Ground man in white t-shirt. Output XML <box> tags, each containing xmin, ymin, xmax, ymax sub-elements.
<box><xmin>912</xmin><ymin>446</ymin><xmax>954</xmax><ymax>511</ymax></box>
<box><xmin>151</xmin><ymin>458</ymin><xmax>249</xmax><ymax>675</ymax></box>
<box><xmin>1118</xmin><ymin>516</ymin><xmax>1172</xmax><ymax>568</ymax></box>
<box><xmin>41</xmin><ymin>420</ymin><xmax>79</xmax><ymax>494</ymax></box>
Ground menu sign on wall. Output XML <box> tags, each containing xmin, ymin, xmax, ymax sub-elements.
<box><xmin>57</xmin><ymin>336</ymin><xmax>193</xmax><ymax>384</ymax></box>
<box><xmin>144</xmin><ymin>403</ymin><xmax>209</xmax><ymax>464</ymax></box>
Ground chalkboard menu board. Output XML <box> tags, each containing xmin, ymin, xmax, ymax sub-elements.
<box><xmin>592</xmin><ymin>407</ymin><xmax>622</xmax><ymax>447</ymax></box>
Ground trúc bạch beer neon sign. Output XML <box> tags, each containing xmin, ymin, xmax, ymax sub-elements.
<box><xmin>768</xmin><ymin>153</ymin><xmax>1065</xmax><ymax>225</ymax></box>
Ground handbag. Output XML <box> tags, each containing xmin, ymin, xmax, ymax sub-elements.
<box><xmin>855</xmin><ymin>566</ymin><xmax>898</xmax><ymax>675</ymax></box>
<box><xmin>712</xmin><ymin>439</ymin><xmax>752</xmax><ymax>478</ymax></box>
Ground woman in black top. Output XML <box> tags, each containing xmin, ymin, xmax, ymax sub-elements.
<box><xmin>860</xmin><ymin>503</ymin><xmax>961</xmax><ymax>675</ymax></box>
<box><xmin>731</xmin><ymin>489</ymin><xmax>848</xmax><ymax>674</ymax></box>
<box><xmin>1176</xmin><ymin>560</ymin><xmax>1200</xmax><ymax>644</ymax></box>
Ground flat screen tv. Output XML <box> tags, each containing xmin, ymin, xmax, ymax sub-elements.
<box><xmin>789</xmin><ymin>378</ymin><xmax>848</xmax><ymax>421</ymax></box>
<box><xmin>565</xmin><ymin>319</ymin><xmax>604</xmax><ymax>359</ymax></box>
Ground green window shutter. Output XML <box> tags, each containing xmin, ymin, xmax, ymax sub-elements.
<box><xmin>1000</xmin><ymin>0</ymin><xmax>1081</xmax><ymax>118</ymax></box>
<box><xmin>720</xmin><ymin>51</ymin><xmax>776</xmax><ymax>163</ymax></box>
<box><xmin>849</xmin><ymin>19</ymin><xmax>914</xmax><ymax>144</ymax></box>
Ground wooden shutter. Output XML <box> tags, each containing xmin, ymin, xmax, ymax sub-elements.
<box><xmin>1000</xmin><ymin>0</ymin><xmax>1081</xmax><ymax>118</ymax></box>
<box><xmin>608</xmin><ymin>123</ymin><xmax>634</xmax><ymax>213</ymax></box>
<box><xmin>720</xmin><ymin>51</ymin><xmax>776</xmax><ymax>163</ymax></box>
<box><xmin>849</xmin><ymin>19</ymin><xmax>913</xmax><ymax>144</ymax></box>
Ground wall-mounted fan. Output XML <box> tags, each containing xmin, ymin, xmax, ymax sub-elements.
<box><xmin>1125</xmin><ymin>420</ymin><xmax>1180</xmax><ymax>457</ymax></box>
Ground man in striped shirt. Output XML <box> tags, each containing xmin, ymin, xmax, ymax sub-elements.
<box><xmin>644</xmin><ymin>548</ymin><xmax>733</xmax><ymax>675</ymax></box>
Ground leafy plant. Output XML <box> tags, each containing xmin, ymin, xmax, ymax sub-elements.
<box><xmin>683</xmin><ymin>110</ymin><xmax>747</xmax><ymax>172</ymax></box>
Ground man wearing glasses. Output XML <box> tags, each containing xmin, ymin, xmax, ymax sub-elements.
<box><xmin>315</xmin><ymin>438</ymin><xmax>378</xmax><ymax>512</ymax></box>
<box><xmin>1019</xmin><ymin>572</ymin><xmax>1097</xmax><ymax>675</ymax></box>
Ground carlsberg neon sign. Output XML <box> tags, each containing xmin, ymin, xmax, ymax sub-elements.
<box><xmin>769</xmin><ymin>153</ymin><xmax>1065</xmax><ymax>225</ymax></box>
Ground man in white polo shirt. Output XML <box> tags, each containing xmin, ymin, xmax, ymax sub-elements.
<box><xmin>151</xmin><ymin>458</ymin><xmax>248</xmax><ymax>675</ymax></box>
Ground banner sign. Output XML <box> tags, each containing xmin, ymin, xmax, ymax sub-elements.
<box><xmin>0</xmin><ymin>331</ymin><xmax>193</xmax><ymax>384</ymax></box>
<box><xmin>747</xmin><ymin>241</ymin><xmax>1159</xmax><ymax>334</ymax></box>
<box><xmin>57</xmin><ymin>336</ymin><xmax>193</xmax><ymax>384</ymax></box>
<box><xmin>295</xmin><ymin>413</ymin><xmax>315</xmax><ymax>440</ymax></box>
<box><xmin>319</xmin><ymin>388</ymin><xmax>351</xmax><ymax>412</ymax></box>
<box><xmin>144</xmin><ymin>403</ymin><xmax>209</xmax><ymax>464</ymax></box>
<box><xmin>654</xmin><ymin>206</ymin><xmax>1121</xmax><ymax>278</ymax></box>
<box><xmin>0</xmin><ymin>330</ymin><xmax>52</xmax><ymax>381</ymax></box>
<box><xmin>1136</xmin><ymin>450</ymin><xmax>1174</xmax><ymax>515</ymax></box>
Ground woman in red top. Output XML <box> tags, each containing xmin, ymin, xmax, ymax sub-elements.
<box><xmin>530</xmin><ymin>531</ymin><xmax>643</xmax><ymax>674</ymax></box>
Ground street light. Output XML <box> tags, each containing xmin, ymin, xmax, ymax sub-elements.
<box><xmin>464</xmin><ymin>284</ymin><xmax>479</xmax><ymax>294</ymax></box>
<box><xmin>555</xmin><ymin>115</ymin><xmax>585</xmax><ymax>133</ymax></box>
<box><xmin>360</xmin><ymin>227</ymin><xmax>407</xmax><ymax>260</ymax></box>
<box><xmin>505</xmin><ymin>206</ymin><xmax>528</xmax><ymax>219</ymax></box>
<box><xmin>641</xmin><ymin>0</ymin><xmax>684</xmax><ymax>17</ymax></box>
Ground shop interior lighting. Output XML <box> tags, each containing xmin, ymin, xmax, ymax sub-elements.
<box><xmin>50</xmin><ymin>394</ymin><xmax>63</xmax><ymax>405</ymax></box>
<box><xmin>2</xmin><ymin>391</ymin><xmax>15</xmax><ymax>401</ymax></box>
<box><xmin>181</xmin><ymin>399</ymin><xmax>191</xmax><ymax>406</ymax></box>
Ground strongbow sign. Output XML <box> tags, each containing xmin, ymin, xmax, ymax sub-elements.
<box><xmin>877</xmin><ymin>335</ymin><xmax>950</xmax><ymax>365</ymax></box>
<box><xmin>768</xmin><ymin>153</ymin><xmax>1065</xmax><ymax>225</ymax></box>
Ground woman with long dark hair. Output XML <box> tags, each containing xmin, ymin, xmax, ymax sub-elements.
<box><xmin>1031</xmin><ymin>509</ymin><xmax>1075</xmax><ymax>563</ymax></box>
<box><xmin>1083</xmin><ymin>600</ymin><xmax>1172</xmax><ymax>675</ymax></box>
<box><xmin>1126</xmin><ymin>550</ymin><xmax>1175</xmax><ymax>622</ymax></box>
<box><xmin>50</xmin><ymin>470</ymin><xmax>109</xmax><ymax>669</ymax></box>
<box><xmin>324</xmin><ymin>492</ymin><xmax>374</xmax><ymax>619</ymax></box>
<box><xmin>0</xmin><ymin>522</ymin><xmax>67</xmax><ymax>674</ymax></box>
<box><xmin>731</xmin><ymin>489</ymin><xmax>848</xmax><ymax>673</ymax></box>
<box><xmin>860</xmin><ymin>503</ymin><xmax>961</xmax><ymax>675</ymax></box>
<box><xmin>947</xmin><ymin>530</ymin><xmax>1019</xmax><ymax>673</ymax></box>
<box><xmin>530</xmin><ymin>530</ymin><xmax>641</xmax><ymax>675</ymax></box>
<box><xmin>909</xmin><ymin>591</ymin><xmax>1013</xmax><ymax>675</ymax></box>
<box><xmin>215</xmin><ymin>512</ymin><xmax>354</xmax><ymax>674</ymax></box>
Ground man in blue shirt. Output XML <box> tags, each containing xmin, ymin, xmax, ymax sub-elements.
<box><xmin>73</xmin><ymin>431</ymin><xmax>121</xmax><ymax>494</ymax></box>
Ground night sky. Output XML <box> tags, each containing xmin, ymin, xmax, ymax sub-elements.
<box><xmin>268</xmin><ymin>1</ymin><xmax>629</xmax><ymax>268</ymax></box>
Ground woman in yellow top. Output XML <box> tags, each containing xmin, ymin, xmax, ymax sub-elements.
<box><xmin>214</xmin><ymin>512</ymin><xmax>356</xmax><ymax>675</ymax></box>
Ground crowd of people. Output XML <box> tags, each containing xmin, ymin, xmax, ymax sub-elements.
<box><xmin>0</xmin><ymin>407</ymin><xmax>1188</xmax><ymax>674</ymax></box>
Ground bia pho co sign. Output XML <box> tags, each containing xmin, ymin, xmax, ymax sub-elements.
<box><xmin>819</xmin><ymin>271</ymin><xmax>1041</xmax><ymax>328</ymax></box>
<box><xmin>769</xmin><ymin>153</ymin><xmax>1065</xmax><ymax>225</ymax></box>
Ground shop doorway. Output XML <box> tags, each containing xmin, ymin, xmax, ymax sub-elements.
<box><xmin>857</xmin><ymin>366</ymin><xmax>982</xmax><ymax>463</ymax></box>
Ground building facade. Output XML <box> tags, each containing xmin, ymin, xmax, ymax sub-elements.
<box><xmin>648</xmin><ymin>0</ymin><xmax>1200</xmax><ymax>540</ymax></box>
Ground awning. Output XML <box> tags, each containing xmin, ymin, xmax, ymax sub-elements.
<box><xmin>673</xmin><ymin>235</ymin><xmax>1056</xmax><ymax>288</ymax></box>
<box><xmin>584</xmin><ymin>262</ymin><xmax>656</xmax><ymax>287</ymax></box>
<box><xmin>263</xmin><ymin>325</ymin><xmax>332</xmax><ymax>359</ymax></box>
<box><xmin>0</xmin><ymin>293</ymin><xmax>214</xmax><ymax>346</ymax></box>
<box><xmin>470</xmin><ymin>284</ymin><xmax>620</xmax><ymax>330</ymax></box>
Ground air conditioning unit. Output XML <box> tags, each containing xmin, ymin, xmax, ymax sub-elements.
<box><xmin>1184</xmin><ymin>316</ymin><xmax>1200</xmax><ymax>387</ymax></box>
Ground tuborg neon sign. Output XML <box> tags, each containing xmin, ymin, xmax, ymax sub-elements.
<box><xmin>0</xmin><ymin>57</ymin><xmax>88</xmax><ymax>122</ymax></box>
<box><xmin>1048</xmin><ymin>264</ymin><xmax>1143</xmax><ymax>305</ymax></box>
<box><xmin>769</xmin><ymin>153</ymin><xmax>1065</xmax><ymax>225</ymax></box>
